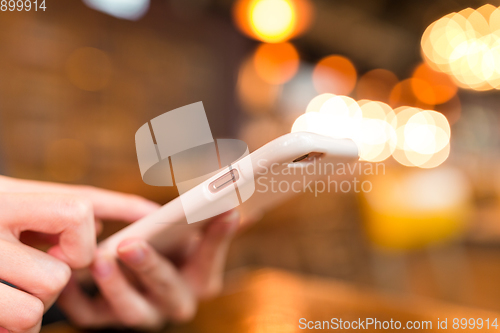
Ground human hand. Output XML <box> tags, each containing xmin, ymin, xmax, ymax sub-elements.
<box><xmin>57</xmin><ymin>210</ymin><xmax>240</xmax><ymax>330</ymax></box>
<box><xmin>0</xmin><ymin>176</ymin><xmax>160</xmax><ymax>333</ymax></box>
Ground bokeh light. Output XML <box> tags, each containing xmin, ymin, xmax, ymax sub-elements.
<box><xmin>253</xmin><ymin>42</ymin><xmax>300</xmax><ymax>84</ymax></box>
<box><xmin>411</xmin><ymin>63</ymin><xmax>458</xmax><ymax>105</ymax></box>
<box><xmin>237</xmin><ymin>56</ymin><xmax>282</xmax><ymax>115</ymax></box>
<box><xmin>250</xmin><ymin>0</ymin><xmax>295</xmax><ymax>43</ymax></box>
<box><xmin>294</xmin><ymin>95</ymin><xmax>361</xmax><ymax>141</ymax></box>
<box><xmin>83</xmin><ymin>0</ymin><xmax>150</xmax><ymax>21</ymax></box>
<box><xmin>421</xmin><ymin>5</ymin><xmax>500</xmax><ymax>91</ymax></box>
<box><xmin>66</xmin><ymin>47</ymin><xmax>112</xmax><ymax>91</ymax></box>
<box><xmin>392</xmin><ymin>107</ymin><xmax>451</xmax><ymax>168</ymax></box>
<box><xmin>305</xmin><ymin>93</ymin><xmax>335</xmax><ymax>113</ymax></box>
<box><xmin>355</xmin><ymin>69</ymin><xmax>398</xmax><ymax>103</ymax></box>
<box><xmin>233</xmin><ymin>0</ymin><xmax>313</xmax><ymax>43</ymax></box>
<box><xmin>362</xmin><ymin>167</ymin><xmax>471</xmax><ymax>250</ymax></box>
<box><xmin>312</xmin><ymin>55</ymin><xmax>357</xmax><ymax>95</ymax></box>
<box><xmin>389</xmin><ymin>79</ymin><xmax>434</xmax><ymax>110</ymax></box>
<box><xmin>293</xmin><ymin>94</ymin><xmax>452</xmax><ymax>167</ymax></box>
<box><xmin>357</xmin><ymin>101</ymin><xmax>397</xmax><ymax>162</ymax></box>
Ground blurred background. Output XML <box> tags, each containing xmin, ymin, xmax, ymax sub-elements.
<box><xmin>3</xmin><ymin>0</ymin><xmax>500</xmax><ymax>331</ymax></box>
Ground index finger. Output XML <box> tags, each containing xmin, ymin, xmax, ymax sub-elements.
<box><xmin>0</xmin><ymin>176</ymin><xmax>160</xmax><ymax>223</ymax></box>
<box><xmin>0</xmin><ymin>193</ymin><xmax>96</xmax><ymax>268</ymax></box>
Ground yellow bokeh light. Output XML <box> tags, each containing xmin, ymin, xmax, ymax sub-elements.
<box><xmin>357</xmin><ymin>101</ymin><xmax>397</xmax><ymax>162</ymax></box>
<box><xmin>293</xmin><ymin>95</ymin><xmax>452</xmax><ymax>168</ymax></box>
<box><xmin>421</xmin><ymin>5</ymin><xmax>500</xmax><ymax>91</ymax></box>
<box><xmin>250</xmin><ymin>0</ymin><xmax>296</xmax><ymax>43</ymax></box>
<box><xmin>361</xmin><ymin>167</ymin><xmax>471</xmax><ymax>250</ymax></box>
<box><xmin>233</xmin><ymin>0</ymin><xmax>313</xmax><ymax>43</ymax></box>
<box><xmin>392</xmin><ymin>108</ymin><xmax>451</xmax><ymax>168</ymax></box>
<box><xmin>305</xmin><ymin>93</ymin><xmax>335</xmax><ymax>113</ymax></box>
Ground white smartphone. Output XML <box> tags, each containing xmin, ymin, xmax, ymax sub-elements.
<box><xmin>99</xmin><ymin>132</ymin><xmax>359</xmax><ymax>255</ymax></box>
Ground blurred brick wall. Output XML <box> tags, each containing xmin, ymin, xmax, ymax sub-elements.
<box><xmin>0</xmin><ymin>0</ymin><xmax>247</xmax><ymax>202</ymax></box>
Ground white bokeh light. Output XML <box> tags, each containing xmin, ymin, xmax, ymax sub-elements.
<box><xmin>83</xmin><ymin>0</ymin><xmax>150</xmax><ymax>20</ymax></box>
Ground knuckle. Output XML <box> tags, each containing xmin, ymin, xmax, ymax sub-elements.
<box><xmin>59</xmin><ymin>197</ymin><xmax>93</xmax><ymax>224</ymax></box>
<box><xmin>15</xmin><ymin>297</ymin><xmax>44</xmax><ymax>331</ymax></box>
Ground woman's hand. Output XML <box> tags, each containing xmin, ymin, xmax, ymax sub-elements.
<box><xmin>0</xmin><ymin>176</ymin><xmax>160</xmax><ymax>333</ymax></box>
<box><xmin>57</xmin><ymin>210</ymin><xmax>240</xmax><ymax>331</ymax></box>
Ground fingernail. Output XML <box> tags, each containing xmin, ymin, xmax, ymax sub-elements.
<box><xmin>92</xmin><ymin>254</ymin><xmax>113</xmax><ymax>279</ymax></box>
<box><xmin>118</xmin><ymin>240</ymin><xmax>146</xmax><ymax>265</ymax></box>
<box><xmin>0</xmin><ymin>327</ymin><xmax>9</xmax><ymax>333</ymax></box>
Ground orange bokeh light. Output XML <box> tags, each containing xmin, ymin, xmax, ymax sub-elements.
<box><xmin>411</xmin><ymin>63</ymin><xmax>457</xmax><ymax>105</ymax></box>
<box><xmin>237</xmin><ymin>56</ymin><xmax>282</xmax><ymax>115</ymax></box>
<box><xmin>355</xmin><ymin>69</ymin><xmax>398</xmax><ymax>103</ymax></box>
<box><xmin>312</xmin><ymin>55</ymin><xmax>357</xmax><ymax>95</ymax></box>
<box><xmin>389</xmin><ymin>79</ymin><xmax>434</xmax><ymax>110</ymax></box>
<box><xmin>253</xmin><ymin>42</ymin><xmax>300</xmax><ymax>84</ymax></box>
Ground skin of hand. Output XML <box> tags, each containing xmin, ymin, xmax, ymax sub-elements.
<box><xmin>56</xmin><ymin>210</ymin><xmax>240</xmax><ymax>331</ymax></box>
<box><xmin>0</xmin><ymin>175</ymin><xmax>160</xmax><ymax>333</ymax></box>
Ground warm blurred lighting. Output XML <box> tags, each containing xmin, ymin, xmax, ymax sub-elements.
<box><xmin>355</xmin><ymin>69</ymin><xmax>398</xmax><ymax>103</ymax></box>
<box><xmin>66</xmin><ymin>47</ymin><xmax>112</xmax><ymax>92</ymax></box>
<box><xmin>237</xmin><ymin>56</ymin><xmax>282</xmax><ymax>115</ymax></box>
<box><xmin>233</xmin><ymin>0</ymin><xmax>313</xmax><ymax>43</ymax></box>
<box><xmin>291</xmin><ymin>112</ymin><xmax>331</xmax><ymax>136</ymax></box>
<box><xmin>292</xmin><ymin>95</ymin><xmax>361</xmax><ymax>141</ymax></box>
<box><xmin>250</xmin><ymin>0</ymin><xmax>295</xmax><ymax>42</ymax></box>
<box><xmin>305</xmin><ymin>93</ymin><xmax>335</xmax><ymax>113</ymax></box>
<box><xmin>312</xmin><ymin>55</ymin><xmax>357</xmax><ymax>95</ymax></box>
<box><xmin>389</xmin><ymin>79</ymin><xmax>434</xmax><ymax>110</ymax></box>
<box><xmin>45</xmin><ymin>139</ymin><xmax>89</xmax><ymax>182</ymax></box>
<box><xmin>411</xmin><ymin>63</ymin><xmax>458</xmax><ymax>105</ymax></box>
<box><xmin>405</xmin><ymin>111</ymin><xmax>450</xmax><ymax>154</ymax></box>
<box><xmin>357</xmin><ymin>101</ymin><xmax>397</xmax><ymax>162</ymax></box>
<box><xmin>361</xmin><ymin>167</ymin><xmax>471</xmax><ymax>250</ymax></box>
<box><xmin>421</xmin><ymin>5</ymin><xmax>500</xmax><ymax>91</ymax></box>
<box><xmin>392</xmin><ymin>107</ymin><xmax>451</xmax><ymax>168</ymax></box>
<box><xmin>253</xmin><ymin>42</ymin><xmax>300</xmax><ymax>84</ymax></box>
<box><xmin>293</xmin><ymin>94</ymin><xmax>451</xmax><ymax>168</ymax></box>
<box><xmin>82</xmin><ymin>0</ymin><xmax>149</xmax><ymax>20</ymax></box>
